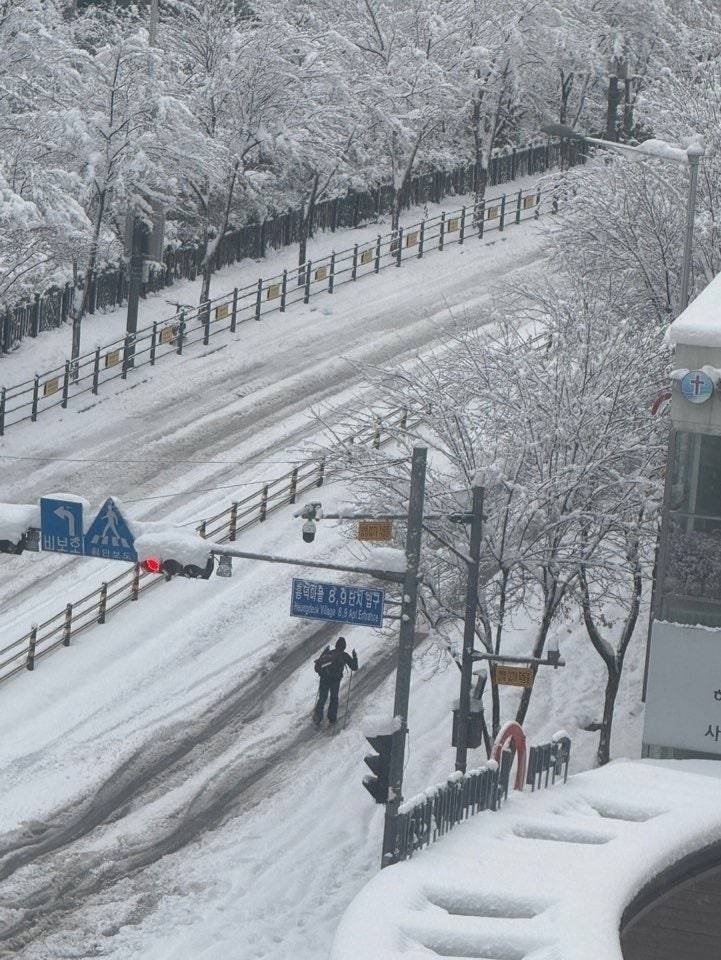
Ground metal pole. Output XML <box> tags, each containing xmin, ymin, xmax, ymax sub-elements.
<box><xmin>680</xmin><ymin>148</ymin><xmax>702</xmax><ymax>312</ymax></box>
<box><xmin>455</xmin><ymin>484</ymin><xmax>485</xmax><ymax>774</ymax></box>
<box><xmin>381</xmin><ymin>446</ymin><xmax>427</xmax><ymax>868</ymax></box>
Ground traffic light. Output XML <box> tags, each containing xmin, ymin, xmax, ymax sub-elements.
<box><xmin>363</xmin><ymin>732</ymin><xmax>396</xmax><ymax>804</ymax></box>
<box><xmin>0</xmin><ymin>528</ymin><xmax>40</xmax><ymax>555</ymax></box>
<box><xmin>141</xmin><ymin>555</ymin><xmax>214</xmax><ymax>579</ymax></box>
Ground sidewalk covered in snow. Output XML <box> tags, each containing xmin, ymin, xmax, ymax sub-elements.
<box><xmin>330</xmin><ymin>760</ymin><xmax>721</xmax><ymax>960</ymax></box>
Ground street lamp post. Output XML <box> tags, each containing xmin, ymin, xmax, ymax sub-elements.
<box><xmin>541</xmin><ymin>123</ymin><xmax>704</xmax><ymax>312</ymax></box>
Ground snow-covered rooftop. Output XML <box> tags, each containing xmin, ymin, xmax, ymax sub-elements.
<box><xmin>667</xmin><ymin>271</ymin><xmax>721</xmax><ymax>348</ymax></box>
<box><xmin>330</xmin><ymin>759</ymin><xmax>721</xmax><ymax>960</ymax></box>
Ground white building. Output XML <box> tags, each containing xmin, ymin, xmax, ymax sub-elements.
<box><xmin>644</xmin><ymin>271</ymin><xmax>721</xmax><ymax>759</ymax></box>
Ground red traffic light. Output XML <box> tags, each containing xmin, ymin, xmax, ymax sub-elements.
<box><xmin>142</xmin><ymin>557</ymin><xmax>162</xmax><ymax>574</ymax></box>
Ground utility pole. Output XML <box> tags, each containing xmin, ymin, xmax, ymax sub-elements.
<box><xmin>680</xmin><ymin>144</ymin><xmax>703</xmax><ymax>311</ymax></box>
<box><xmin>454</xmin><ymin>484</ymin><xmax>485</xmax><ymax>774</ymax></box>
<box><xmin>381</xmin><ymin>446</ymin><xmax>427</xmax><ymax>868</ymax></box>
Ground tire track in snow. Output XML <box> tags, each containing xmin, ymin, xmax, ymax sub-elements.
<box><xmin>0</xmin><ymin>626</ymin><xmax>414</xmax><ymax>954</ymax></box>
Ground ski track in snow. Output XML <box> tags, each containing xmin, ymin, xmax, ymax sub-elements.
<box><xmin>0</xmin><ymin>206</ymin><xmax>643</xmax><ymax>960</ymax></box>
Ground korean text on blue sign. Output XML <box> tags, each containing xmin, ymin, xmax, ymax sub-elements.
<box><xmin>40</xmin><ymin>497</ymin><xmax>85</xmax><ymax>555</ymax></box>
<box><xmin>290</xmin><ymin>578</ymin><xmax>385</xmax><ymax>628</ymax></box>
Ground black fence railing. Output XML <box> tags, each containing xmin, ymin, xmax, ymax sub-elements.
<box><xmin>0</xmin><ymin>173</ymin><xmax>583</xmax><ymax>436</ymax></box>
<box><xmin>1</xmin><ymin>139</ymin><xmax>584</xmax><ymax>354</ymax></box>
<box><xmin>395</xmin><ymin>734</ymin><xmax>572</xmax><ymax>861</ymax></box>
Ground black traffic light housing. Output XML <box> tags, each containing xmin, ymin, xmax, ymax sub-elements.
<box><xmin>0</xmin><ymin>528</ymin><xmax>40</xmax><ymax>555</ymax></box>
<box><xmin>363</xmin><ymin>731</ymin><xmax>401</xmax><ymax>804</ymax></box>
<box><xmin>162</xmin><ymin>556</ymin><xmax>214</xmax><ymax>580</ymax></box>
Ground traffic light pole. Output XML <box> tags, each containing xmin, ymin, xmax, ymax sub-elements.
<box><xmin>381</xmin><ymin>446</ymin><xmax>427</xmax><ymax>868</ymax></box>
<box><xmin>454</xmin><ymin>484</ymin><xmax>484</xmax><ymax>774</ymax></box>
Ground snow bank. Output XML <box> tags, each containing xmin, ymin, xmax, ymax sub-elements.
<box><xmin>134</xmin><ymin>523</ymin><xmax>212</xmax><ymax>566</ymax></box>
<box><xmin>0</xmin><ymin>503</ymin><xmax>40</xmax><ymax>542</ymax></box>
<box><xmin>667</xmin><ymin>271</ymin><xmax>721</xmax><ymax>347</ymax></box>
<box><xmin>330</xmin><ymin>760</ymin><xmax>721</xmax><ymax>960</ymax></box>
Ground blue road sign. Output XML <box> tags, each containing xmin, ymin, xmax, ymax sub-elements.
<box><xmin>40</xmin><ymin>497</ymin><xmax>85</xmax><ymax>555</ymax></box>
<box><xmin>84</xmin><ymin>497</ymin><xmax>137</xmax><ymax>562</ymax></box>
<box><xmin>290</xmin><ymin>577</ymin><xmax>384</xmax><ymax>628</ymax></box>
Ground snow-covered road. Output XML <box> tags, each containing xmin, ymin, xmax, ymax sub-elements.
<box><xmin>0</xmin><ymin>198</ymin><xmax>635</xmax><ymax>960</ymax></box>
<box><xmin>0</xmin><ymin>217</ymin><xmax>546</xmax><ymax>641</ymax></box>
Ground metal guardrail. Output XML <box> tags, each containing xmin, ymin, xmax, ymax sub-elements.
<box><xmin>395</xmin><ymin>735</ymin><xmax>572</xmax><ymax>861</ymax></box>
<box><xmin>0</xmin><ymin>406</ymin><xmax>415</xmax><ymax>686</ymax></box>
<box><xmin>0</xmin><ymin>181</ymin><xmax>565</xmax><ymax>435</ymax></box>
<box><xmin>1</xmin><ymin>138</ymin><xmax>579</xmax><ymax>354</ymax></box>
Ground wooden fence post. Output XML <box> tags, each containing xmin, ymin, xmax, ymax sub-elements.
<box><xmin>203</xmin><ymin>300</ymin><xmax>211</xmax><ymax>344</ymax></box>
<box><xmin>329</xmin><ymin>253</ymin><xmax>335</xmax><ymax>293</ymax></box>
<box><xmin>317</xmin><ymin>458</ymin><xmax>325</xmax><ymax>487</ymax></box>
<box><xmin>289</xmin><ymin>466</ymin><xmax>299</xmax><ymax>504</ymax></box>
<box><xmin>280</xmin><ymin>271</ymin><xmax>288</xmax><ymax>312</ymax></box>
<box><xmin>149</xmin><ymin>324</ymin><xmax>157</xmax><ymax>366</ymax></box>
<box><xmin>304</xmin><ymin>261</ymin><xmax>312</xmax><ymax>303</ymax></box>
<box><xmin>31</xmin><ymin>376</ymin><xmax>39</xmax><ymax>422</ymax></box>
<box><xmin>231</xmin><ymin>287</ymin><xmax>239</xmax><ymax>331</ymax></box>
<box><xmin>121</xmin><ymin>335</ymin><xmax>131</xmax><ymax>379</ymax></box>
<box><xmin>499</xmin><ymin>194</ymin><xmax>506</xmax><ymax>231</ymax></box>
<box><xmin>63</xmin><ymin>603</ymin><xmax>73</xmax><ymax>646</ymax></box>
<box><xmin>198</xmin><ymin>519</ymin><xmax>207</xmax><ymax>538</ymax></box>
<box><xmin>61</xmin><ymin>361</ymin><xmax>70</xmax><ymax>407</ymax></box>
<box><xmin>260</xmin><ymin>484</ymin><xmax>269</xmax><ymax>521</ymax></box>
<box><xmin>375</xmin><ymin>234</ymin><xmax>381</xmax><ymax>273</ymax></box>
<box><xmin>255</xmin><ymin>278</ymin><xmax>263</xmax><ymax>320</ymax></box>
<box><xmin>535</xmin><ymin>186</ymin><xmax>542</xmax><ymax>218</ymax></box>
<box><xmin>396</xmin><ymin>227</ymin><xmax>403</xmax><ymax>266</ymax></box>
<box><xmin>460</xmin><ymin>206</ymin><xmax>466</xmax><ymax>245</ymax></box>
<box><xmin>26</xmin><ymin>626</ymin><xmax>37</xmax><ymax>671</ymax></box>
<box><xmin>0</xmin><ymin>386</ymin><xmax>5</xmax><ymax>437</ymax></box>
<box><xmin>478</xmin><ymin>200</ymin><xmax>485</xmax><ymax>239</ymax></box>
<box><xmin>400</xmin><ymin>408</ymin><xmax>408</xmax><ymax>430</ymax></box>
<box><xmin>177</xmin><ymin>312</ymin><xmax>185</xmax><ymax>354</ymax></box>
<box><xmin>131</xmin><ymin>563</ymin><xmax>141</xmax><ymax>600</ymax></box>
<box><xmin>229</xmin><ymin>501</ymin><xmax>238</xmax><ymax>541</ymax></box>
<box><xmin>373</xmin><ymin>418</ymin><xmax>381</xmax><ymax>448</ymax></box>
<box><xmin>439</xmin><ymin>212</ymin><xmax>445</xmax><ymax>251</ymax></box>
<box><xmin>98</xmin><ymin>583</ymin><xmax>108</xmax><ymax>624</ymax></box>
<box><xmin>419</xmin><ymin>220</ymin><xmax>425</xmax><ymax>258</ymax></box>
<box><xmin>352</xmin><ymin>244</ymin><xmax>358</xmax><ymax>280</ymax></box>
<box><xmin>515</xmin><ymin>189</ymin><xmax>523</xmax><ymax>224</ymax></box>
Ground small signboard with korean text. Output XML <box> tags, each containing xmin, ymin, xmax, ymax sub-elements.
<box><xmin>357</xmin><ymin>520</ymin><xmax>393</xmax><ymax>542</ymax></box>
<box><xmin>493</xmin><ymin>664</ymin><xmax>534</xmax><ymax>688</ymax></box>
<box><xmin>290</xmin><ymin>578</ymin><xmax>384</xmax><ymax>628</ymax></box>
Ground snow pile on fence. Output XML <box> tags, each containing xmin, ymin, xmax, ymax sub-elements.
<box><xmin>134</xmin><ymin>523</ymin><xmax>212</xmax><ymax>566</ymax></box>
<box><xmin>330</xmin><ymin>759</ymin><xmax>721</xmax><ymax>960</ymax></box>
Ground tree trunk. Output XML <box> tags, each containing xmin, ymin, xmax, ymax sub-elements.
<box><xmin>200</xmin><ymin>161</ymin><xmax>239</xmax><ymax>306</ymax></box>
<box><xmin>597</xmin><ymin>664</ymin><xmax>621</xmax><ymax>766</ymax></box>
<box><xmin>514</xmin><ymin>602</ymin><xmax>555</xmax><ymax>728</ymax></box>
<box><xmin>298</xmin><ymin>172</ymin><xmax>320</xmax><ymax>279</ymax></box>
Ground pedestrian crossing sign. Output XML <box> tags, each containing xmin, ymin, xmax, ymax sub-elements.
<box><xmin>84</xmin><ymin>497</ymin><xmax>137</xmax><ymax>562</ymax></box>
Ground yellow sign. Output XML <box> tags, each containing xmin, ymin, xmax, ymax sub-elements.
<box><xmin>105</xmin><ymin>349</ymin><xmax>121</xmax><ymax>368</ymax></box>
<box><xmin>315</xmin><ymin>265</ymin><xmax>329</xmax><ymax>282</ymax></box>
<box><xmin>160</xmin><ymin>325</ymin><xmax>175</xmax><ymax>345</ymax></box>
<box><xmin>494</xmin><ymin>665</ymin><xmax>534</xmax><ymax>688</ymax></box>
<box><xmin>405</xmin><ymin>231</ymin><xmax>419</xmax><ymax>248</ymax></box>
<box><xmin>215</xmin><ymin>303</ymin><xmax>229</xmax><ymax>320</ymax></box>
<box><xmin>360</xmin><ymin>248</ymin><xmax>374</xmax><ymax>265</ymax></box>
<box><xmin>43</xmin><ymin>377</ymin><xmax>60</xmax><ymax>397</ymax></box>
<box><xmin>487</xmin><ymin>206</ymin><xmax>499</xmax><ymax>220</ymax></box>
<box><xmin>523</xmin><ymin>195</ymin><xmax>537</xmax><ymax>209</ymax></box>
<box><xmin>357</xmin><ymin>520</ymin><xmax>394</xmax><ymax>542</ymax></box>
<box><xmin>267</xmin><ymin>283</ymin><xmax>281</xmax><ymax>300</ymax></box>
<box><xmin>447</xmin><ymin>217</ymin><xmax>460</xmax><ymax>233</ymax></box>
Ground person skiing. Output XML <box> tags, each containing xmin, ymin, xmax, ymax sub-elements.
<box><xmin>313</xmin><ymin>637</ymin><xmax>358</xmax><ymax>727</ymax></box>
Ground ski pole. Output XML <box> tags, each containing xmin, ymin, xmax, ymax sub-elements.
<box><xmin>342</xmin><ymin>672</ymin><xmax>353</xmax><ymax>730</ymax></box>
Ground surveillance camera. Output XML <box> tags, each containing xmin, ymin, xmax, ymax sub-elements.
<box><xmin>302</xmin><ymin>519</ymin><xmax>316</xmax><ymax>543</ymax></box>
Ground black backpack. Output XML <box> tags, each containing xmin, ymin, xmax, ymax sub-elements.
<box><xmin>314</xmin><ymin>647</ymin><xmax>336</xmax><ymax>675</ymax></box>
